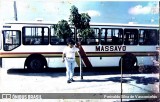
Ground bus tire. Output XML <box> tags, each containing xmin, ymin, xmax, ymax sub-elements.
<box><xmin>119</xmin><ymin>53</ymin><xmax>137</xmax><ymax>72</ymax></box>
<box><xmin>25</xmin><ymin>54</ymin><xmax>47</xmax><ymax>72</ymax></box>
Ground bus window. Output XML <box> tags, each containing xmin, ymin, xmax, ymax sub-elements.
<box><xmin>71</xmin><ymin>28</ymin><xmax>75</xmax><ymax>41</ymax></box>
<box><xmin>158</xmin><ymin>30</ymin><xmax>159</xmax><ymax>45</ymax></box>
<box><xmin>50</xmin><ymin>26</ymin><xmax>60</xmax><ymax>45</ymax></box>
<box><xmin>3</xmin><ymin>30</ymin><xmax>21</xmax><ymax>51</ymax></box>
<box><xmin>101</xmin><ymin>28</ymin><xmax>123</xmax><ymax>45</ymax></box>
<box><xmin>101</xmin><ymin>28</ymin><xmax>106</xmax><ymax>44</ymax></box>
<box><xmin>77</xmin><ymin>28</ymin><xmax>99</xmax><ymax>45</ymax></box>
<box><xmin>50</xmin><ymin>26</ymin><xmax>75</xmax><ymax>45</ymax></box>
<box><xmin>124</xmin><ymin>29</ymin><xmax>138</xmax><ymax>45</ymax></box>
<box><xmin>93</xmin><ymin>28</ymin><xmax>100</xmax><ymax>45</ymax></box>
<box><xmin>86</xmin><ymin>28</ymin><xmax>99</xmax><ymax>45</ymax></box>
<box><xmin>139</xmin><ymin>29</ymin><xmax>157</xmax><ymax>45</ymax></box>
<box><xmin>22</xmin><ymin>27</ymin><xmax>49</xmax><ymax>45</ymax></box>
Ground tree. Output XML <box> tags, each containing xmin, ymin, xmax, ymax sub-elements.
<box><xmin>80</xmin><ymin>13</ymin><xmax>91</xmax><ymax>29</ymax></box>
<box><xmin>69</xmin><ymin>5</ymin><xmax>81</xmax><ymax>29</ymax></box>
<box><xmin>54</xmin><ymin>20</ymin><xmax>73</xmax><ymax>42</ymax></box>
<box><xmin>69</xmin><ymin>5</ymin><xmax>94</xmax><ymax>41</ymax></box>
<box><xmin>54</xmin><ymin>5</ymin><xmax>94</xmax><ymax>43</ymax></box>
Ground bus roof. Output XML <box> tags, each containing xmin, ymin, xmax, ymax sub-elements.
<box><xmin>3</xmin><ymin>21</ymin><xmax>158</xmax><ymax>28</ymax></box>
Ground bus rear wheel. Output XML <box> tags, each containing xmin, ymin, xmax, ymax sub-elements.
<box><xmin>119</xmin><ymin>53</ymin><xmax>137</xmax><ymax>72</ymax></box>
<box><xmin>26</xmin><ymin>55</ymin><xmax>46</xmax><ymax>72</ymax></box>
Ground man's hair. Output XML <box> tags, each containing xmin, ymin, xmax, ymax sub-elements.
<box><xmin>67</xmin><ymin>38</ymin><xmax>75</xmax><ymax>45</ymax></box>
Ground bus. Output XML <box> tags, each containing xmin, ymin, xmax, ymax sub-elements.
<box><xmin>0</xmin><ymin>21</ymin><xmax>159</xmax><ymax>71</ymax></box>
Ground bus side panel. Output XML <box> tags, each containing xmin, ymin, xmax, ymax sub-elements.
<box><xmin>137</xmin><ymin>56</ymin><xmax>156</xmax><ymax>66</ymax></box>
<box><xmin>47</xmin><ymin>58</ymin><xmax>79</xmax><ymax>68</ymax></box>
<box><xmin>89</xmin><ymin>57</ymin><xmax>120</xmax><ymax>67</ymax></box>
<box><xmin>2</xmin><ymin>58</ymin><xmax>25</xmax><ymax>69</ymax></box>
<box><xmin>47</xmin><ymin>58</ymin><xmax>65</xmax><ymax>68</ymax></box>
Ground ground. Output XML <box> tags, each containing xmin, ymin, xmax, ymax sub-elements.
<box><xmin>0</xmin><ymin>67</ymin><xmax>159</xmax><ymax>102</ymax></box>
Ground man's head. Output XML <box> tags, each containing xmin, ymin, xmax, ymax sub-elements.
<box><xmin>67</xmin><ymin>39</ymin><xmax>74</xmax><ymax>48</ymax></box>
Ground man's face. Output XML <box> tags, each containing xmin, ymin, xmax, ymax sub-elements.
<box><xmin>68</xmin><ymin>44</ymin><xmax>73</xmax><ymax>48</ymax></box>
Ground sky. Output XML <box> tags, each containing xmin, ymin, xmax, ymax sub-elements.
<box><xmin>0</xmin><ymin>0</ymin><xmax>159</xmax><ymax>25</ymax></box>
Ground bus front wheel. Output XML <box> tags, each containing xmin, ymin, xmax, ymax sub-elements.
<box><xmin>25</xmin><ymin>55</ymin><xmax>46</xmax><ymax>72</ymax></box>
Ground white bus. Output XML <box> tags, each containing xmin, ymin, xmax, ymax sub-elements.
<box><xmin>0</xmin><ymin>21</ymin><xmax>159</xmax><ymax>71</ymax></box>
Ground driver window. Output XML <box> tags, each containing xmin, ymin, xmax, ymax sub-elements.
<box><xmin>3</xmin><ymin>30</ymin><xmax>21</xmax><ymax>51</ymax></box>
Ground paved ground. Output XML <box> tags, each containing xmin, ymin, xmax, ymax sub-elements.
<box><xmin>0</xmin><ymin>67</ymin><xmax>159</xmax><ymax>102</ymax></box>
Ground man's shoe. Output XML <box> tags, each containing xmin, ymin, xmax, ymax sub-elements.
<box><xmin>67</xmin><ymin>80</ymin><xmax>71</xmax><ymax>83</ymax></box>
<box><xmin>70</xmin><ymin>78</ymin><xmax>75</xmax><ymax>82</ymax></box>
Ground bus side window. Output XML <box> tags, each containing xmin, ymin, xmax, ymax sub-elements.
<box><xmin>139</xmin><ymin>30</ymin><xmax>144</xmax><ymax>45</ymax></box>
<box><xmin>146</xmin><ymin>30</ymin><xmax>157</xmax><ymax>45</ymax></box>
<box><xmin>86</xmin><ymin>28</ymin><xmax>99</xmax><ymax>45</ymax></box>
<box><xmin>101</xmin><ymin>28</ymin><xmax>123</xmax><ymax>45</ymax></box>
<box><xmin>50</xmin><ymin>26</ymin><xmax>75</xmax><ymax>45</ymax></box>
<box><xmin>112</xmin><ymin>36</ymin><xmax>119</xmax><ymax>45</ymax></box>
<box><xmin>112</xmin><ymin>29</ymin><xmax>123</xmax><ymax>45</ymax></box>
<box><xmin>124</xmin><ymin>29</ymin><xmax>138</xmax><ymax>45</ymax></box>
<box><xmin>77</xmin><ymin>28</ymin><xmax>99</xmax><ymax>45</ymax></box>
<box><xmin>23</xmin><ymin>27</ymin><xmax>49</xmax><ymax>45</ymax></box>
<box><xmin>139</xmin><ymin>29</ymin><xmax>157</xmax><ymax>45</ymax></box>
<box><xmin>158</xmin><ymin>30</ymin><xmax>159</xmax><ymax>45</ymax></box>
<box><xmin>101</xmin><ymin>29</ymin><xmax>106</xmax><ymax>45</ymax></box>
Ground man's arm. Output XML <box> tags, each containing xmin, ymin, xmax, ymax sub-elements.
<box><xmin>75</xmin><ymin>42</ymin><xmax>80</xmax><ymax>52</ymax></box>
<box><xmin>62</xmin><ymin>53</ymin><xmax>65</xmax><ymax>63</ymax></box>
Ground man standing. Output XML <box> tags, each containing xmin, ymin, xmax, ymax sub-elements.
<box><xmin>62</xmin><ymin>39</ymin><xmax>79</xmax><ymax>83</ymax></box>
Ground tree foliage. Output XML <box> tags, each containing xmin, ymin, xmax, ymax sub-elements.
<box><xmin>80</xmin><ymin>13</ymin><xmax>91</xmax><ymax>29</ymax></box>
<box><xmin>69</xmin><ymin>5</ymin><xmax>94</xmax><ymax>40</ymax></box>
<box><xmin>69</xmin><ymin>5</ymin><xmax>81</xmax><ymax>29</ymax></box>
<box><xmin>80</xmin><ymin>28</ymin><xmax>95</xmax><ymax>39</ymax></box>
<box><xmin>69</xmin><ymin>5</ymin><xmax>91</xmax><ymax>30</ymax></box>
<box><xmin>54</xmin><ymin>20</ymin><xmax>73</xmax><ymax>40</ymax></box>
<box><xmin>54</xmin><ymin>5</ymin><xmax>94</xmax><ymax>42</ymax></box>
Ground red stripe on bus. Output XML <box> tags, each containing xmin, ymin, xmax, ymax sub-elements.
<box><xmin>0</xmin><ymin>52</ymin><xmax>62</xmax><ymax>54</ymax></box>
<box><xmin>0</xmin><ymin>51</ymin><xmax>157</xmax><ymax>56</ymax></box>
<box><xmin>0</xmin><ymin>51</ymin><xmax>158</xmax><ymax>59</ymax></box>
<box><xmin>86</xmin><ymin>51</ymin><xmax>158</xmax><ymax>56</ymax></box>
<box><xmin>0</xmin><ymin>51</ymin><xmax>157</xmax><ymax>54</ymax></box>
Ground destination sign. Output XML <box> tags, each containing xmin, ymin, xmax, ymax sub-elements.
<box><xmin>96</xmin><ymin>45</ymin><xmax>126</xmax><ymax>51</ymax></box>
<box><xmin>3</xmin><ymin>26</ymin><xmax>11</xmax><ymax>28</ymax></box>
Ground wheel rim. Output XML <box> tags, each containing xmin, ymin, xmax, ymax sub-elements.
<box><xmin>31</xmin><ymin>59</ymin><xmax>41</xmax><ymax>68</ymax></box>
<box><xmin>123</xmin><ymin>57</ymin><xmax>133</xmax><ymax>69</ymax></box>
<box><xmin>29</xmin><ymin>58</ymin><xmax>43</xmax><ymax>71</ymax></box>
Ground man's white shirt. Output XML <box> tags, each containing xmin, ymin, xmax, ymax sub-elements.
<box><xmin>63</xmin><ymin>46</ymin><xmax>79</xmax><ymax>58</ymax></box>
